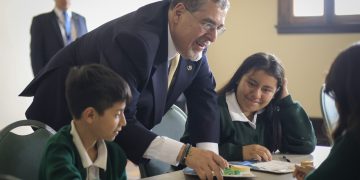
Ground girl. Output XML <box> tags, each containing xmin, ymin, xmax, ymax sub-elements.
<box><xmin>217</xmin><ymin>52</ymin><xmax>316</xmax><ymax>161</ymax></box>
<box><xmin>294</xmin><ymin>43</ymin><xmax>360</xmax><ymax>180</ymax></box>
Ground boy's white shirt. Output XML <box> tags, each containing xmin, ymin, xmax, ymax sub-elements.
<box><xmin>70</xmin><ymin>120</ymin><xmax>107</xmax><ymax>180</ymax></box>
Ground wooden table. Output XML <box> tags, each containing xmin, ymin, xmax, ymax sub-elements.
<box><xmin>141</xmin><ymin>146</ymin><xmax>331</xmax><ymax>180</ymax></box>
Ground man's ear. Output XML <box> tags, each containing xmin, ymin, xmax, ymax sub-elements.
<box><xmin>82</xmin><ymin>107</ymin><xmax>97</xmax><ymax>124</ymax></box>
<box><xmin>172</xmin><ymin>3</ymin><xmax>187</xmax><ymax>23</ymax></box>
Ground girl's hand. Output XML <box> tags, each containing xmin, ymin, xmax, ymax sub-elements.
<box><xmin>243</xmin><ymin>144</ymin><xmax>272</xmax><ymax>161</ymax></box>
<box><xmin>280</xmin><ymin>78</ymin><xmax>290</xmax><ymax>99</ymax></box>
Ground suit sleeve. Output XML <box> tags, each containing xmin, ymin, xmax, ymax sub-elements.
<box><xmin>103</xmin><ymin>32</ymin><xmax>159</xmax><ymax>164</ymax></box>
<box><xmin>183</xmin><ymin>55</ymin><xmax>220</xmax><ymax>144</ymax></box>
<box><xmin>30</xmin><ymin>16</ymin><xmax>46</xmax><ymax>76</ymax></box>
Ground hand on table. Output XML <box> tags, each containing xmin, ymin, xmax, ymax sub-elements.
<box><xmin>185</xmin><ymin>147</ymin><xmax>228</xmax><ymax>180</ymax></box>
<box><xmin>243</xmin><ymin>144</ymin><xmax>272</xmax><ymax>161</ymax></box>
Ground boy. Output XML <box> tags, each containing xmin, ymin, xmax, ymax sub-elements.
<box><xmin>39</xmin><ymin>64</ymin><xmax>132</xmax><ymax>180</ymax></box>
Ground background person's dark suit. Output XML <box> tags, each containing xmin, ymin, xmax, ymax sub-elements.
<box><xmin>21</xmin><ymin>1</ymin><xmax>219</xmax><ymax>163</ymax></box>
<box><xmin>30</xmin><ymin>10</ymin><xmax>87</xmax><ymax>76</ymax></box>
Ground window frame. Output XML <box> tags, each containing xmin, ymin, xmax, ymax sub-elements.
<box><xmin>277</xmin><ymin>0</ymin><xmax>360</xmax><ymax>33</ymax></box>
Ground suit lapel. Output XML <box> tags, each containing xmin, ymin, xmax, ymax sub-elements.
<box><xmin>150</xmin><ymin>24</ymin><xmax>169</xmax><ymax>124</ymax></box>
<box><xmin>50</xmin><ymin>11</ymin><xmax>65</xmax><ymax>47</ymax></box>
<box><xmin>166</xmin><ymin>57</ymin><xmax>198</xmax><ymax>107</ymax></box>
<box><xmin>151</xmin><ymin>60</ymin><xmax>168</xmax><ymax>125</ymax></box>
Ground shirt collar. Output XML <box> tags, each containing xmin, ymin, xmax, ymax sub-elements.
<box><xmin>54</xmin><ymin>7</ymin><xmax>72</xmax><ymax>21</ymax></box>
<box><xmin>167</xmin><ymin>24</ymin><xmax>178</xmax><ymax>61</ymax></box>
<box><xmin>225</xmin><ymin>92</ymin><xmax>260</xmax><ymax>129</ymax></box>
<box><xmin>70</xmin><ymin>121</ymin><xmax>107</xmax><ymax>170</ymax></box>
<box><xmin>167</xmin><ymin>24</ymin><xmax>204</xmax><ymax>62</ymax></box>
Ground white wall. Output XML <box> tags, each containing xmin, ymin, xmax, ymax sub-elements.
<box><xmin>0</xmin><ymin>0</ymin><xmax>158</xmax><ymax>129</ymax></box>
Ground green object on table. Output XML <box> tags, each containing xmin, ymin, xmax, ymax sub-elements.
<box><xmin>223</xmin><ymin>167</ymin><xmax>241</xmax><ymax>175</ymax></box>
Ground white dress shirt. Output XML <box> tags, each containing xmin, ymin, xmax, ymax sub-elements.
<box><xmin>54</xmin><ymin>7</ymin><xmax>77</xmax><ymax>44</ymax></box>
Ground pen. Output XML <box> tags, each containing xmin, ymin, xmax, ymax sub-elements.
<box><xmin>282</xmin><ymin>155</ymin><xmax>291</xmax><ymax>162</ymax></box>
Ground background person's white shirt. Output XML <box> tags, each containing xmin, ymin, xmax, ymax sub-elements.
<box><xmin>54</xmin><ymin>7</ymin><xmax>77</xmax><ymax>44</ymax></box>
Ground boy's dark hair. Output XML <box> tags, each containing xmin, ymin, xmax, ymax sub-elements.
<box><xmin>65</xmin><ymin>64</ymin><xmax>132</xmax><ymax>119</ymax></box>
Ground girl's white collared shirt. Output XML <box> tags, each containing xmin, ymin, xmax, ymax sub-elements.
<box><xmin>225</xmin><ymin>92</ymin><xmax>263</xmax><ymax>129</ymax></box>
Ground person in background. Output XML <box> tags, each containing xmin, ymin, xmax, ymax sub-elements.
<box><xmin>30</xmin><ymin>0</ymin><xmax>87</xmax><ymax>76</ymax></box>
<box><xmin>21</xmin><ymin>0</ymin><xmax>231</xmax><ymax>179</ymax></box>
<box><xmin>202</xmin><ymin>52</ymin><xmax>316</xmax><ymax>161</ymax></box>
<box><xmin>39</xmin><ymin>64</ymin><xmax>131</xmax><ymax>180</ymax></box>
<box><xmin>294</xmin><ymin>42</ymin><xmax>360</xmax><ymax>180</ymax></box>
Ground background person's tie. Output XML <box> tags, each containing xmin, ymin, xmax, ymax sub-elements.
<box><xmin>168</xmin><ymin>54</ymin><xmax>180</xmax><ymax>89</ymax></box>
<box><xmin>63</xmin><ymin>11</ymin><xmax>71</xmax><ymax>45</ymax></box>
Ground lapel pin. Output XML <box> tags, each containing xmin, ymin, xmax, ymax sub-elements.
<box><xmin>186</xmin><ymin>65</ymin><xmax>193</xmax><ymax>71</ymax></box>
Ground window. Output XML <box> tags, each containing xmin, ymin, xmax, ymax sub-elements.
<box><xmin>277</xmin><ymin>0</ymin><xmax>360</xmax><ymax>33</ymax></box>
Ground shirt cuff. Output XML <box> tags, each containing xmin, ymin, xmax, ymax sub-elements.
<box><xmin>143</xmin><ymin>136</ymin><xmax>183</xmax><ymax>166</ymax></box>
<box><xmin>196</xmin><ymin>142</ymin><xmax>219</xmax><ymax>154</ymax></box>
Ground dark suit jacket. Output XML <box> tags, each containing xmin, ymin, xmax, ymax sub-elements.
<box><xmin>21</xmin><ymin>1</ymin><xmax>219</xmax><ymax>163</ymax></box>
<box><xmin>30</xmin><ymin>10</ymin><xmax>87</xmax><ymax>76</ymax></box>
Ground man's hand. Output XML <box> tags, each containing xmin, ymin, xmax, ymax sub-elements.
<box><xmin>243</xmin><ymin>144</ymin><xmax>272</xmax><ymax>161</ymax></box>
<box><xmin>185</xmin><ymin>147</ymin><xmax>228</xmax><ymax>180</ymax></box>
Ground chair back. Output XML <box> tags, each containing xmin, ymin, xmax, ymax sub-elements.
<box><xmin>139</xmin><ymin>105</ymin><xmax>187</xmax><ymax>178</ymax></box>
<box><xmin>0</xmin><ymin>120</ymin><xmax>56</xmax><ymax>180</ymax></box>
<box><xmin>320</xmin><ymin>84</ymin><xmax>339</xmax><ymax>145</ymax></box>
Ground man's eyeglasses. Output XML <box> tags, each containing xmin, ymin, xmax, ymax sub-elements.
<box><xmin>186</xmin><ymin>9</ymin><xmax>226</xmax><ymax>36</ymax></box>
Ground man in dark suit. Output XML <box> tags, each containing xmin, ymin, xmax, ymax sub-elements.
<box><xmin>21</xmin><ymin>0</ymin><xmax>230</xmax><ymax>179</ymax></box>
<box><xmin>30</xmin><ymin>0</ymin><xmax>87</xmax><ymax>76</ymax></box>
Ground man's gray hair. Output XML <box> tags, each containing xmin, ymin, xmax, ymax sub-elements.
<box><xmin>170</xmin><ymin>0</ymin><xmax>230</xmax><ymax>12</ymax></box>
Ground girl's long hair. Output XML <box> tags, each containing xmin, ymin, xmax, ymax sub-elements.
<box><xmin>218</xmin><ymin>52</ymin><xmax>285</xmax><ymax>152</ymax></box>
<box><xmin>325</xmin><ymin>43</ymin><xmax>360</xmax><ymax>142</ymax></box>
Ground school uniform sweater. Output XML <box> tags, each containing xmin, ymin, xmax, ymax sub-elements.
<box><xmin>39</xmin><ymin>125</ymin><xmax>127</xmax><ymax>180</ymax></box>
<box><xmin>218</xmin><ymin>95</ymin><xmax>316</xmax><ymax>161</ymax></box>
<box><xmin>306</xmin><ymin>131</ymin><xmax>360</xmax><ymax>180</ymax></box>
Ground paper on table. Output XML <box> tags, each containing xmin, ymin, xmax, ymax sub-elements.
<box><xmin>183</xmin><ymin>166</ymin><xmax>256</xmax><ymax>178</ymax></box>
<box><xmin>230</xmin><ymin>160</ymin><xmax>295</xmax><ymax>174</ymax></box>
